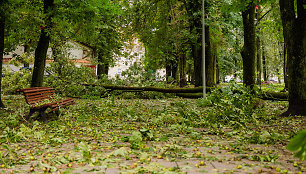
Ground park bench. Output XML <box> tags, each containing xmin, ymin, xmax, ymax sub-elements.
<box><xmin>18</xmin><ymin>87</ymin><xmax>75</xmax><ymax>122</ymax></box>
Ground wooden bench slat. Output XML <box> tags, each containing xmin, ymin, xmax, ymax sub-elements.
<box><xmin>19</xmin><ymin>87</ymin><xmax>55</xmax><ymax>93</ymax></box>
<box><xmin>24</xmin><ymin>90</ymin><xmax>55</xmax><ymax>96</ymax></box>
<box><xmin>26</xmin><ymin>95</ymin><xmax>54</xmax><ymax>103</ymax></box>
<box><xmin>18</xmin><ymin>87</ymin><xmax>75</xmax><ymax>122</ymax></box>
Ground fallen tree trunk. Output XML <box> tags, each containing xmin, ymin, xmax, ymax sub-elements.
<box><xmin>82</xmin><ymin>83</ymin><xmax>288</xmax><ymax>100</ymax></box>
<box><xmin>83</xmin><ymin>83</ymin><xmax>213</xmax><ymax>93</ymax></box>
<box><xmin>260</xmin><ymin>91</ymin><xmax>288</xmax><ymax>100</ymax></box>
<box><xmin>177</xmin><ymin>91</ymin><xmax>288</xmax><ymax>100</ymax></box>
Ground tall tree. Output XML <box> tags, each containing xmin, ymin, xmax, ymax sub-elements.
<box><xmin>0</xmin><ymin>0</ymin><xmax>6</xmax><ymax>108</ymax></box>
<box><xmin>262</xmin><ymin>46</ymin><xmax>267</xmax><ymax>81</ymax></box>
<box><xmin>256</xmin><ymin>5</ymin><xmax>262</xmax><ymax>85</ymax></box>
<box><xmin>182</xmin><ymin>0</ymin><xmax>202</xmax><ymax>86</ymax></box>
<box><xmin>241</xmin><ymin>2</ymin><xmax>256</xmax><ymax>88</ymax></box>
<box><xmin>31</xmin><ymin>0</ymin><xmax>54</xmax><ymax>87</ymax></box>
<box><xmin>72</xmin><ymin>0</ymin><xmax>122</xmax><ymax>79</ymax></box>
<box><xmin>279</xmin><ymin>0</ymin><xmax>305</xmax><ymax>116</ymax></box>
<box><xmin>183</xmin><ymin>0</ymin><xmax>216</xmax><ymax>87</ymax></box>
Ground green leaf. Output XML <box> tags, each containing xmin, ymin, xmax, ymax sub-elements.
<box><xmin>287</xmin><ymin>130</ymin><xmax>306</xmax><ymax>151</ymax></box>
<box><xmin>110</xmin><ymin>147</ymin><xmax>128</xmax><ymax>157</ymax></box>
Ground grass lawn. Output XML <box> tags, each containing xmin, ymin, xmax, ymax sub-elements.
<box><xmin>0</xmin><ymin>94</ymin><xmax>305</xmax><ymax>174</ymax></box>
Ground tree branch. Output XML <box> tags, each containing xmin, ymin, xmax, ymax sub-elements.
<box><xmin>257</xmin><ymin>8</ymin><xmax>272</xmax><ymax>23</ymax></box>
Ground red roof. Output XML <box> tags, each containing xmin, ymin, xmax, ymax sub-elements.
<box><xmin>3</xmin><ymin>58</ymin><xmax>11</xmax><ymax>62</ymax></box>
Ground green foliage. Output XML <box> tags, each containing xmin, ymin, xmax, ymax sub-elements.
<box><xmin>197</xmin><ymin>83</ymin><xmax>261</xmax><ymax>128</ymax></box>
<box><xmin>44</xmin><ymin>61</ymin><xmax>107</xmax><ymax>97</ymax></box>
<box><xmin>244</xmin><ymin>130</ymin><xmax>285</xmax><ymax>144</ymax></box>
<box><xmin>128</xmin><ymin>131</ymin><xmax>143</xmax><ymax>149</ymax></box>
<box><xmin>287</xmin><ymin>129</ymin><xmax>306</xmax><ymax>161</ymax></box>
<box><xmin>1</xmin><ymin>68</ymin><xmax>32</xmax><ymax>94</ymax></box>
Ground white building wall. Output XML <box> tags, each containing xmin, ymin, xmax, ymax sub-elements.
<box><xmin>108</xmin><ymin>38</ymin><xmax>145</xmax><ymax>79</ymax></box>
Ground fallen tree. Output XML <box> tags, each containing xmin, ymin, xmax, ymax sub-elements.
<box><xmin>82</xmin><ymin>84</ymin><xmax>214</xmax><ymax>93</ymax></box>
<box><xmin>82</xmin><ymin>83</ymin><xmax>288</xmax><ymax>100</ymax></box>
<box><xmin>177</xmin><ymin>91</ymin><xmax>288</xmax><ymax>101</ymax></box>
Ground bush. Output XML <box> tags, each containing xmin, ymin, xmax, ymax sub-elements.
<box><xmin>1</xmin><ymin>68</ymin><xmax>32</xmax><ymax>94</ymax></box>
<box><xmin>196</xmin><ymin>83</ymin><xmax>261</xmax><ymax>129</ymax></box>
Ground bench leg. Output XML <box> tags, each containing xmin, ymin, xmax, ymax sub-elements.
<box><xmin>54</xmin><ymin>109</ymin><xmax>60</xmax><ymax>116</ymax></box>
<box><xmin>38</xmin><ymin>108</ymin><xmax>48</xmax><ymax>123</ymax></box>
<box><xmin>26</xmin><ymin>109</ymin><xmax>35</xmax><ymax>120</ymax></box>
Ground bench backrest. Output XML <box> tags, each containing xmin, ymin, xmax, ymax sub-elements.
<box><xmin>18</xmin><ymin>87</ymin><xmax>55</xmax><ymax>106</ymax></box>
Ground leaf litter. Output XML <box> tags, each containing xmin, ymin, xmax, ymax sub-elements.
<box><xmin>0</xmin><ymin>95</ymin><xmax>305</xmax><ymax>173</ymax></box>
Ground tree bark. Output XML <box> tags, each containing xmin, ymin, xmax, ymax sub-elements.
<box><xmin>83</xmin><ymin>83</ymin><xmax>211</xmax><ymax>93</ymax></box>
<box><xmin>193</xmin><ymin>43</ymin><xmax>202</xmax><ymax>86</ymax></box>
<box><xmin>179</xmin><ymin>51</ymin><xmax>187</xmax><ymax>87</ymax></box>
<box><xmin>176</xmin><ymin>91</ymin><xmax>288</xmax><ymax>101</ymax></box>
<box><xmin>279</xmin><ymin>0</ymin><xmax>306</xmax><ymax>116</ymax></box>
<box><xmin>216</xmin><ymin>58</ymin><xmax>220</xmax><ymax>84</ymax></box>
<box><xmin>31</xmin><ymin>0</ymin><xmax>54</xmax><ymax>87</ymax></box>
<box><xmin>166</xmin><ymin>63</ymin><xmax>171</xmax><ymax>82</ymax></box>
<box><xmin>97</xmin><ymin>52</ymin><xmax>104</xmax><ymax>79</ymax></box>
<box><xmin>256</xmin><ymin>36</ymin><xmax>262</xmax><ymax>85</ymax></box>
<box><xmin>0</xmin><ymin>10</ymin><xmax>5</xmax><ymax>108</ymax></box>
<box><xmin>262</xmin><ymin>46</ymin><xmax>267</xmax><ymax>81</ymax></box>
<box><xmin>283</xmin><ymin>43</ymin><xmax>288</xmax><ymax>90</ymax></box>
<box><xmin>183</xmin><ymin>0</ymin><xmax>202</xmax><ymax>87</ymax></box>
<box><xmin>97</xmin><ymin>52</ymin><xmax>109</xmax><ymax>79</ymax></box>
<box><xmin>24</xmin><ymin>45</ymin><xmax>30</xmax><ymax>67</ymax></box>
<box><xmin>212</xmin><ymin>43</ymin><xmax>218</xmax><ymax>85</ymax></box>
<box><xmin>255</xmin><ymin>5</ymin><xmax>262</xmax><ymax>85</ymax></box>
<box><xmin>187</xmin><ymin>63</ymin><xmax>192</xmax><ymax>82</ymax></box>
<box><xmin>205</xmin><ymin>25</ymin><xmax>215</xmax><ymax>87</ymax></box>
<box><xmin>171</xmin><ymin>59</ymin><xmax>178</xmax><ymax>81</ymax></box>
<box><xmin>241</xmin><ymin>3</ymin><xmax>256</xmax><ymax>88</ymax></box>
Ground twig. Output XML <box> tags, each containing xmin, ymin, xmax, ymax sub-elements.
<box><xmin>210</xmin><ymin>162</ymin><xmax>216</xmax><ymax>169</ymax></box>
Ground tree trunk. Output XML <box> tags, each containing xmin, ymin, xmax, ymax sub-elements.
<box><xmin>241</xmin><ymin>3</ymin><xmax>256</xmax><ymax>88</ymax></box>
<box><xmin>183</xmin><ymin>0</ymin><xmax>201</xmax><ymax>86</ymax></box>
<box><xmin>97</xmin><ymin>52</ymin><xmax>109</xmax><ymax>79</ymax></box>
<box><xmin>177</xmin><ymin>91</ymin><xmax>288</xmax><ymax>100</ymax></box>
<box><xmin>166</xmin><ymin>63</ymin><xmax>171</xmax><ymax>82</ymax></box>
<box><xmin>205</xmin><ymin>26</ymin><xmax>215</xmax><ymax>87</ymax></box>
<box><xmin>256</xmin><ymin>36</ymin><xmax>262</xmax><ymax>85</ymax></box>
<box><xmin>276</xmin><ymin>68</ymin><xmax>281</xmax><ymax>83</ymax></box>
<box><xmin>97</xmin><ymin>52</ymin><xmax>104</xmax><ymax>79</ymax></box>
<box><xmin>104</xmin><ymin>63</ymin><xmax>109</xmax><ymax>76</ymax></box>
<box><xmin>256</xmin><ymin>5</ymin><xmax>262</xmax><ymax>85</ymax></box>
<box><xmin>83</xmin><ymin>83</ymin><xmax>211</xmax><ymax>93</ymax></box>
<box><xmin>0</xmin><ymin>10</ymin><xmax>5</xmax><ymax>108</ymax></box>
<box><xmin>179</xmin><ymin>51</ymin><xmax>187</xmax><ymax>87</ymax></box>
<box><xmin>31</xmin><ymin>0</ymin><xmax>54</xmax><ymax>87</ymax></box>
<box><xmin>187</xmin><ymin>63</ymin><xmax>192</xmax><ymax>82</ymax></box>
<box><xmin>171</xmin><ymin>59</ymin><xmax>178</xmax><ymax>81</ymax></box>
<box><xmin>24</xmin><ymin>45</ymin><xmax>30</xmax><ymax>67</ymax></box>
<box><xmin>283</xmin><ymin>43</ymin><xmax>288</xmax><ymax>90</ymax></box>
<box><xmin>262</xmin><ymin>46</ymin><xmax>267</xmax><ymax>81</ymax></box>
<box><xmin>279</xmin><ymin>0</ymin><xmax>306</xmax><ymax>116</ymax></box>
<box><xmin>193</xmin><ymin>42</ymin><xmax>202</xmax><ymax>87</ymax></box>
<box><xmin>212</xmin><ymin>43</ymin><xmax>218</xmax><ymax>85</ymax></box>
<box><xmin>216</xmin><ymin>58</ymin><xmax>220</xmax><ymax>84</ymax></box>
